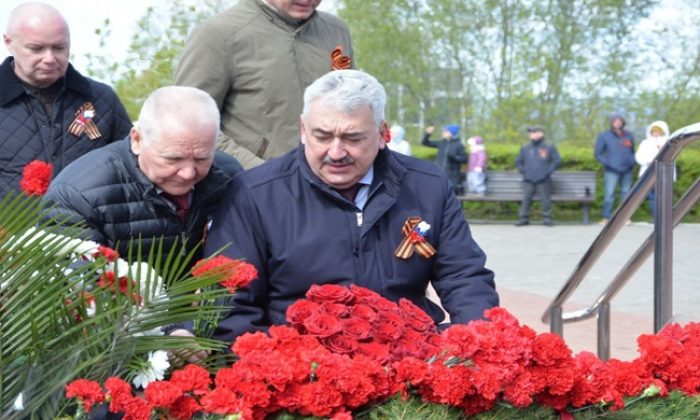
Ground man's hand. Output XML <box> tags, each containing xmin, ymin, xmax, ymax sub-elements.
<box><xmin>166</xmin><ymin>329</ymin><xmax>211</xmax><ymax>366</ymax></box>
<box><xmin>425</xmin><ymin>126</ymin><xmax>435</xmax><ymax>134</ymax></box>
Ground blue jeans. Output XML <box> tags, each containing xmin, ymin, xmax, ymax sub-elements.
<box><xmin>602</xmin><ymin>170</ymin><xmax>633</xmax><ymax>219</ymax></box>
<box><xmin>467</xmin><ymin>171</ymin><xmax>486</xmax><ymax>194</ymax></box>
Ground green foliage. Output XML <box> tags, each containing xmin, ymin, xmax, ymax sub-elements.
<box><xmin>0</xmin><ymin>193</ymin><xmax>231</xmax><ymax>417</ymax></box>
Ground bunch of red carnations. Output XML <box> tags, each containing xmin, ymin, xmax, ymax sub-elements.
<box><xmin>64</xmin><ymin>284</ymin><xmax>700</xmax><ymax>419</ymax></box>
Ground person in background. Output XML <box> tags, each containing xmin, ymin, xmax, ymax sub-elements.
<box><xmin>387</xmin><ymin>124</ymin><xmax>412</xmax><ymax>156</ymax></box>
<box><xmin>42</xmin><ymin>86</ymin><xmax>242</xmax><ymax>268</ymax></box>
<box><xmin>421</xmin><ymin>124</ymin><xmax>468</xmax><ymax>195</ymax></box>
<box><xmin>202</xmin><ymin>69</ymin><xmax>499</xmax><ymax>342</ymax></box>
<box><xmin>515</xmin><ymin>126</ymin><xmax>561</xmax><ymax>226</ymax></box>
<box><xmin>466</xmin><ymin>136</ymin><xmax>487</xmax><ymax>195</ymax></box>
<box><xmin>174</xmin><ymin>0</ymin><xmax>353</xmax><ymax>169</ymax></box>
<box><xmin>594</xmin><ymin>112</ymin><xmax>636</xmax><ymax>225</ymax></box>
<box><xmin>1</xmin><ymin>2</ymin><xmax>132</xmax><ymax>200</ymax></box>
<box><xmin>635</xmin><ymin>120</ymin><xmax>671</xmax><ymax>217</ymax></box>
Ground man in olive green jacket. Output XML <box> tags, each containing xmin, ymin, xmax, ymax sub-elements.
<box><xmin>174</xmin><ymin>0</ymin><xmax>354</xmax><ymax>169</ymax></box>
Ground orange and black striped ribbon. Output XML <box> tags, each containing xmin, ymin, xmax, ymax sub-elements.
<box><xmin>394</xmin><ymin>216</ymin><xmax>436</xmax><ymax>260</ymax></box>
<box><xmin>68</xmin><ymin>102</ymin><xmax>102</xmax><ymax>140</ymax></box>
<box><xmin>331</xmin><ymin>46</ymin><xmax>352</xmax><ymax>70</ymax></box>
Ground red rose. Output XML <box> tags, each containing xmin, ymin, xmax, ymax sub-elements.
<box><xmin>319</xmin><ymin>301</ymin><xmax>350</xmax><ymax>318</ymax></box>
<box><xmin>321</xmin><ymin>333</ymin><xmax>359</xmax><ymax>354</ymax></box>
<box><xmin>398</xmin><ymin>298</ymin><xmax>435</xmax><ymax>332</ymax></box>
<box><xmin>286</xmin><ymin>299</ymin><xmax>321</xmax><ymax>326</ymax></box>
<box><xmin>342</xmin><ymin>318</ymin><xmax>372</xmax><ymax>341</ymax></box>
<box><xmin>306</xmin><ymin>284</ymin><xmax>355</xmax><ymax>304</ymax></box>
<box><xmin>303</xmin><ymin>312</ymin><xmax>344</xmax><ymax>337</ymax></box>
<box><xmin>349</xmin><ymin>303</ymin><xmax>379</xmax><ymax>323</ymax></box>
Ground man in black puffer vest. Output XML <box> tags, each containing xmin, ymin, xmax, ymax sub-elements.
<box><xmin>1</xmin><ymin>3</ymin><xmax>132</xmax><ymax>200</ymax></box>
<box><xmin>41</xmin><ymin>86</ymin><xmax>242</xmax><ymax>267</ymax></box>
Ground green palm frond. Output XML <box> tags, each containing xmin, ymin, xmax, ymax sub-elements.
<box><xmin>0</xmin><ymin>193</ymin><xmax>233</xmax><ymax>418</ymax></box>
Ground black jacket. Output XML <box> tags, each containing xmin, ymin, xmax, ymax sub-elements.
<box><xmin>41</xmin><ymin>140</ymin><xmax>242</xmax><ymax>266</ymax></box>
<box><xmin>515</xmin><ymin>139</ymin><xmax>561</xmax><ymax>183</ymax></box>
<box><xmin>421</xmin><ymin>133</ymin><xmax>468</xmax><ymax>192</ymax></box>
<box><xmin>0</xmin><ymin>57</ymin><xmax>132</xmax><ymax>200</ymax></box>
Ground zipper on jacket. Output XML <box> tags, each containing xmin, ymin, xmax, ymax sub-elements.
<box><xmin>356</xmin><ymin>212</ymin><xmax>363</xmax><ymax>227</ymax></box>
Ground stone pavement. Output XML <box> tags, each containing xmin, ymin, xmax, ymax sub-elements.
<box><xmin>431</xmin><ymin>222</ymin><xmax>700</xmax><ymax>361</ymax></box>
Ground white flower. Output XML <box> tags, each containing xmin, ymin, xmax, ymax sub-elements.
<box><xmin>132</xmin><ymin>350</ymin><xmax>170</xmax><ymax>389</ymax></box>
<box><xmin>13</xmin><ymin>393</ymin><xmax>23</xmax><ymax>411</ymax></box>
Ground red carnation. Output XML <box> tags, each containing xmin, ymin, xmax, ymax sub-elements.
<box><xmin>19</xmin><ymin>160</ymin><xmax>53</xmax><ymax>196</ymax></box>
<box><xmin>200</xmin><ymin>388</ymin><xmax>251</xmax><ymax>416</ymax></box>
<box><xmin>303</xmin><ymin>312</ymin><xmax>344</xmax><ymax>337</ymax></box>
<box><xmin>169</xmin><ymin>364</ymin><xmax>211</xmax><ymax>395</ymax></box>
<box><xmin>65</xmin><ymin>379</ymin><xmax>105</xmax><ymax>413</ymax></box>
<box><xmin>94</xmin><ymin>245</ymin><xmax>119</xmax><ymax>262</ymax></box>
<box><xmin>191</xmin><ymin>255</ymin><xmax>258</xmax><ymax>293</ymax></box>
<box><xmin>168</xmin><ymin>395</ymin><xmax>201</xmax><ymax>420</ymax></box>
<box><xmin>144</xmin><ymin>380</ymin><xmax>182</xmax><ymax>408</ymax></box>
<box><xmin>306</xmin><ymin>283</ymin><xmax>355</xmax><ymax>304</ymax></box>
<box><xmin>104</xmin><ymin>377</ymin><xmax>133</xmax><ymax>413</ymax></box>
<box><xmin>121</xmin><ymin>396</ymin><xmax>153</xmax><ymax>420</ymax></box>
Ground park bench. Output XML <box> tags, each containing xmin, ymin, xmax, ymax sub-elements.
<box><xmin>457</xmin><ymin>170</ymin><xmax>597</xmax><ymax>224</ymax></box>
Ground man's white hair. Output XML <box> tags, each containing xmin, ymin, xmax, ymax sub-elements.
<box><xmin>302</xmin><ymin>69</ymin><xmax>386</xmax><ymax>126</ymax></box>
<box><xmin>136</xmin><ymin>86</ymin><xmax>220</xmax><ymax>145</ymax></box>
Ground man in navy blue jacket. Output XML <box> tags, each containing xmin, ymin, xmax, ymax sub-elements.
<box><xmin>594</xmin><ymin>113</ymin><xmax>636</xmax><ymax>224</ymax></box>
<box><xmin>204</xmin><ymin>69</ymin><xmax>499</xmax><ymax>342</ymax></box>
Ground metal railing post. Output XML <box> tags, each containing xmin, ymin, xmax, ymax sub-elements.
<box><xmin>550</xmin><ymin>306</ymin><xmax>563</xmax><ymax>337</ymax></box>
<box><xmin>654</xmin><ymin>160</ymin><xmax>674</xmax><ymax>332</ymax></box>
<box><xmin>597</xmin><ymin>302</ymin><xmax>610</xmax><ymax>361</ymax></box>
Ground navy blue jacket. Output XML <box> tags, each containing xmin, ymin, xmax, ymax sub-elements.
<box><xmin>421</xmin><ymin>133</ymin><xmax>468</xmax><ymax>191</ymax></box>
<box><xmin>595</xmin><ymin>129</ymin><xmax>636</xmax><ymax>174</ymax></box>
<box><xmin>42</xmin><ymin>140</ymin><xmax>242</xmax><ymax>267</ymax></box>
<box><xmin>0</xmin><ymin>57</ymin><xmax>132</xmax><ymax>200</ymax></box>
<box><xmin>515</xmin><ymin>139</ymin><xmax>561</xmax><ymax>183</ymax></box>
<box><xmin>204</xmin><ymin>147</ymin><xmax>499</xmax><ymax>342</ymax></box>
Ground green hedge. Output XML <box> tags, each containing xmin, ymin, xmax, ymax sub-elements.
<box><xmin>412</xmin><ymin>142</ymin><xmax>700</xmax><ymax>223</ymax></box>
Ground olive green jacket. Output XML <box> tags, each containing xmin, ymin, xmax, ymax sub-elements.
<box><xmin>174</xmin><ymin>0</ymin><xmax>354</xmax><ymax>169</ymax></box>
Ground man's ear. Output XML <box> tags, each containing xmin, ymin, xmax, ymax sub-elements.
<box><xmin>379</xmin><ymin>121</ymin><xmax>389</xmax><ymax>149</ymax></box>
<box><xmin>3</xmin><ymin>34</ymin><xmax>13</xmax><ymax>52</ymax></box>
<box><xmin>130</xmin><ymin>126</ymin><xmax>142</xmax><ymax>155</ymax></box>
<box><xmin>299</xmin><ymin>115</ymin><xmax>307</xmax><ymax>145</ymax></box>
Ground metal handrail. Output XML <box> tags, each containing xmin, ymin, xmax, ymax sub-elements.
<box><xmin>541</xmin><ymin>122</ymin><xmax>700</xmax><ymax>359</ymax></box>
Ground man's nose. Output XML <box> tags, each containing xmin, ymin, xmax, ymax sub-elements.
<box><xmin>327</xmin><ymin>138</ymin><xmax>347</xmax><ymax>160</ymax></box>
<box><xmin>178</xmin><ymin>165</ymin><xmax>197</xmax><ymax>180</ymax></box>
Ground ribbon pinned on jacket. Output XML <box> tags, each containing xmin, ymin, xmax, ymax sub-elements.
<box><xmin>330</xmin><ymin>46</ymin><xmax>352</xmax><ymax>70</ymax></box>
<box><xmin>394</xmin><ymin>217</ymin><xmax>436</xmax><ymax>260</ymax></box>
<box><xmin>68</xmin><ymin>102</ymin><xmax>102</xmax><ymax>140</ymax></box>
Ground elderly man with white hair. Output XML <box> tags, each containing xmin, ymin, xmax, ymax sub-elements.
<box><xmin>203</xmin><ymin>69</ymin><xmax>499</xmax><ymax>342</ymax></box>
<box><xmin>42</xmin><ymin>86</ymin><xmax>242</xmax><ymax>266</ymax></box>
<box><xmin>1</xmin><ymin>1</ymin><xmax>132</xmax><ymax>200</ymax></box>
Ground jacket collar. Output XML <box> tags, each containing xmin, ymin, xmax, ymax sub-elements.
<box><xmin>0</xmin><ymin>56</ymin><xmax>93</xmax><ymax>106</ymax></box>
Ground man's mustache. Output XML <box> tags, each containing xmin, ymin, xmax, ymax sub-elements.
<box><xmin>322</xmin><ymin>155</ymin><xmax>354</xmax><ymax>165</ymax></box>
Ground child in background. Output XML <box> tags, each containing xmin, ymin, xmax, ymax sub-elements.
<box><xmin>635</xmin><ymin>120</ymin><xmax>671</xmax><ymax>217</ymax></box>
<box><xmin>466</xmin><ymin>136</ymin><xmax>487</xmax><ymax>195</ymax></box>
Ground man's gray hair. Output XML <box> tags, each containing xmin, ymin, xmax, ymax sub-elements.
<box><xmin>302</xmin><ymin>70</ymin><xmax>386</xmax><ymax>126</ymax></box>
<box><xmin>136</xmin><ymin>86</ymin><xmax>220</xmax><ymax>145</ymax></box>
